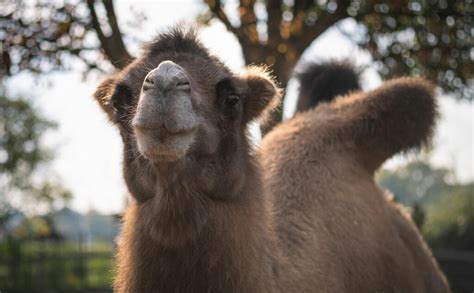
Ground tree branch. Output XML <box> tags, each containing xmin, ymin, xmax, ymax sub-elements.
<box><xmin>266</xmin><ymin>0</ymin><xmax>283</xmax><ymax>44</ymax></box>
<box><xmin>86</xmin><ymin>0</ymin><xmax>133</xmax><ymax>69</ymax></box>
<box><xmin>239</xmin><ymin>0</ymin><xmax>259</xmax><ymax>43</ymax></box>
<box><xmin>296</xmin><ymin>0</ymin><xmax>349</xmax><ymax>50</ymax></box>
<box><xmin>205</xmin><ymin>0</ymin><xmax>243</xmax><ymax>39</ymax></box>
<box><xmin>86</xmin><ymin>0</ymin><xmax>107</xmax><ymax>47</ymax></box>
<box><xmin>293</xmin><ymin>0</ymin><xmax>313</xmax><ymax>17</ymax></box>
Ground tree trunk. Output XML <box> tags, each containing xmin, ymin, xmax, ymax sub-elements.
<box><xmin>86</xmin><ymin>0</ymin><xmax>133</xmax><ymax>69</ymax></box>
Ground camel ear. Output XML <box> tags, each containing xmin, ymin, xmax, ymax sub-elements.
<box><xmin>240</xmin><ymin>66</ymin><xmax>281</xmax><ymax>124</ymax></box>
<box><xmin>93</xmin><ymin>76</ymin><xmax>117</xmax><ymax>120</ymax></box>
<box><xmin>93</xmin><ymin>74</ymin><xmax>132</xmax><ymax>123</ymax></box>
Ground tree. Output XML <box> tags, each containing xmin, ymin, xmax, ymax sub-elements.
<box><xmin>376</xmin><ymin>159</ymin><xmax>474</xmax><ymax>250</ymax></box>
<box><xmin>423</xmin><ymin>183</ymin><xmax>474</xmax><ymax>250</ymax></box>
<box><xmin>377</xmin><ymin>159</ymin><xmax>453</xmax><ymax>206</ymax></box>
<box><xmin>411</xmin><ymin>201</ymin><xmax>426</xmax><ymax>229</ymax></box>
<box><xmin>1</xmin><ymin>0</ymin><xmax>472</xmax><ymax>132</ymax></box>
<box><xmin>0</xmin><ymin>0</ymin><xmax>132</xmax><ymax>77</ymax></box>
<box><xmin>0</xmin><ymin>93</ymin><xmax>71</xmax><ymax>220</ymax></box>
<box><xmin>203</xmin><ymin>0</ymin><xmax>473</xmax><ymax>132</ymax></box>
<box><xmin>203</xmin><ymin>0</ymin><xmax>472</xmax><ymax>94</ymax></box>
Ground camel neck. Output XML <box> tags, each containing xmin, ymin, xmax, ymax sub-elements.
<box><xmin>116</xmin><ymin>183</ymin><xmax>278</xmax><ymax>292</ymax></box>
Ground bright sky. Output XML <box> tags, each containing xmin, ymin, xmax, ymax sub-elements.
<box><xmin>5</xmin><ymin>0</ymin><xmax>473</xmax><ymax>214</ymax></box>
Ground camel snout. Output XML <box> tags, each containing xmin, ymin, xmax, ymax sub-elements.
<box><xmin>132</xmin><ymin>60</ymin><xmax>199</xmax><ymax>163</ymax></box>
<box><xmin>142</xmin><ymin>60</ymin><xmax>191</xmax><ymax>93</ymax></box>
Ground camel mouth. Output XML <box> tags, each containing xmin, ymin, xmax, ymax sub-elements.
<box><xmin>134</xmin><ymin>126</ymin><xmax>197</xmax><ymax>162</ymax></box>
<box><xmin>135</xmin><ymin>125</ymin><xmax>197</xmax><ymax>140</ymax></box>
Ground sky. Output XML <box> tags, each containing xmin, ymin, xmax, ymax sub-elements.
<box><xmin>5</xmin><ymin>0</ymin><xmax>474</xmax><ymax>214</ymax></box>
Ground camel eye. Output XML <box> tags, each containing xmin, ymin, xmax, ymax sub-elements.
<box><xmin>110</xmin><ymin>83</ymin><xmax>133</xmax><ymax>119</ymax></box>
<box><xmin>112</xmin><ymin>99</ymin><xmax>120</xmax><ymax>110</ymax></box>
<box><xmin>226</xmin><ymin>94</ymin><xmax>240</xmax><ymax>108</ymax></box>
<box><xmin>216</xmin><ymin>78</ymin><xmax>240</xmax><ymax>112</ymax></box>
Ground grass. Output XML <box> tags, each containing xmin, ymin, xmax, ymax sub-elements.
<box><xmin>0</xmin><ymin>240</ymin><xmax>114</xmax><ymax>291</ymax></box>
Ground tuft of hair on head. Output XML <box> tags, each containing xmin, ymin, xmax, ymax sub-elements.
<box><xmin>294</xmin><ymin>60</ymin><xmax>361</xmax><ymax>113</ymax></box>
<box><xmin>142</xmin><ymin>24</ymin><xmax>210</xmax><ymax>59</ymax></box>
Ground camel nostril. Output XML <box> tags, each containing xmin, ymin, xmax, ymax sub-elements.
<box><xmin>144</xmin><ymin>76</ymin><xmax>154</xmax><ymax>84</ymax></box>
<box><xmin>142</xmin><ymin>83</ymin><xmax>153</xmax><ymax>92</ymax></box>
<box><xmin>143</xmin><ymin>61</ymin><xmax>191</xmax><ymax>92</ymax></box>
<box><xmin>143</xmin><ymin>76</ymin><xmax>156</xmax><ymax>91</ymax></box>
<box><xmin>176</xmin><ymin>81</ymin><xmax>191</xmax><ymax>92</ymax></box>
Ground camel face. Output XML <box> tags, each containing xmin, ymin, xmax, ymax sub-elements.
<box><xmin>124</xmin><ymin>56</ymin><xmax>245</xmax><ymax>166</ymax></box>
<box><xmin>132</xmin><ymin>60</ymin><xmax>201</xmax><ymax>162</ymax></box>
<box><xmin>99</xmin><ymin>55</ymin><xmax>247</xmax><ymax>166</ymax></box>
<box><xmin>126</xmin><ymin>57</ymin><xmax>261</xmax><ymax>165</ymax></box>
<box><xmin>93</xmin><ymin>27</ymin><xmax>280</xmax><ymax>201</ymax></box>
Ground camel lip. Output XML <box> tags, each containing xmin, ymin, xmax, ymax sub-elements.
<box><xmin>135</xmin><ymin>128</ymin><xmax>197</xmax><ymax>163</ymax></box>
<box><xmin>134</xmin><ymin>125</ymin><xmax>197</xmax><ymax>140</ymax></box>
<box><xmin>134</xmin><ymin>125</ymin><xmax>197</xmax><ymax>163</ymax></box>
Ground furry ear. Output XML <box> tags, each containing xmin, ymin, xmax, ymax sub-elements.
<box><xmin>93</xmin><ymin>74</ymin><xmax>133</xmax><ymax>123</ymax></box>
<box><xmin>93</xmin><ymin>75</ymin><xmax>118</xmax><ymax>120</ymax></box>
<box><xmin>240</xmin><ymin>66</ymin><xmax>281</xmax><ymax>124</ymax></box>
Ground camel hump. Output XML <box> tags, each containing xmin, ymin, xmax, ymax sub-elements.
<box><xmin>294</xmin><ymin>60</ymin><xmax>361</xmax><ymax>112</ymax></box>
<box><xmin>322</xmin><ymin>77</ymin><xmax>438</xmax><ymax>173</ymax></box>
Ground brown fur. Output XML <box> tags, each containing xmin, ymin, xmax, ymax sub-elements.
<box><xmin>294</xmin><ymin>60</ymin><xmax>361</xmax><ymax>111</ymax></box>
<box><xmin>94</xmin><ymin>27</ymin><xmax>281</xmax><ymax>292</ymax></box>
<box><xmin>261</xmin><ymin>77</ymin><xmax>450</xmax><ymax>292</ymax></box>
<box><xmin>93</xmin><ymin>26</ymin><xmax>449</xmax><ymax>292</ymax></box>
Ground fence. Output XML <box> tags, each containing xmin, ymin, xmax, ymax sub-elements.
<box><xmin>435</xmin><ymin>250</ymin><xmax>474</xmax><ymax>293</ymax></box>
<box><xmin>0</xmin><ymin>240</ymin><xmax>113</xmax><ymax>293</ymax></box>
<box><xmin>0</xmin><ymin>240</ymin><xmax>473</xmax><ymax>293</ymax></box>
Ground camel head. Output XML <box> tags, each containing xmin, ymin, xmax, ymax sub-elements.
<box><xmin>93</xmin><ymin>26</ymin><xmax>280</xmax><ymax>203</ymax></box>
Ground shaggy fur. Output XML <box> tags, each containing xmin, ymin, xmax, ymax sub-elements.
<box><xmin>295</xmin><ymin>60</ymin><xmax>361</xmax><ymax>112</ymax></box>
<box><xmin>93</xmin><ymin>26</ymin><xmax>450</xmax><ymax>292</ymax></box>
<box><xmin>261</xmin><ymin>78</ymin><xmax>450</xmax><ymax>292</ymax></box>
<box><xmin>94</xmin><ymin>27</ymin><xmax>281</xmax><ymax>292</ymax></box>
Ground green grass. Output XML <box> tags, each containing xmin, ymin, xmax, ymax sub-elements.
<box><xmin>0</xmin><ymin>240</ymin><xmax>114</xmax><ymax>291</ymax></box>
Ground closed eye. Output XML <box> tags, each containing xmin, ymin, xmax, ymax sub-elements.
<box><xmin>111</xmin><ymin>83</ymin><xmax>133</xmax><ymax>118</ymax></box>
<box><xmin>226</xmin><ymin>93</ymin><xmax>240</xmax><ymax>107</ymax></box>
<box><xmin>176</xmin><ymin>81</ymin><xmax>191</xmax><ymax>91</ymax></box>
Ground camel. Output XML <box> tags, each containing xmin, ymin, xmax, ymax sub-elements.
<box><xmin>92</xmin><ymin>26</ymin><xmax>450</xmax><ymax>292</ymax></box>
<box><xmin>261</xmin><ymin>61</ymin><xmax>450</xmax><ymax>292</ymax></box>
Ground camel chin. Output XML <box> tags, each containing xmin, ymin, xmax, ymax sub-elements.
<box><xmin>134</xmin><ymin>127</ymin><xmax>197</xmax><ymax>162</ymax></box>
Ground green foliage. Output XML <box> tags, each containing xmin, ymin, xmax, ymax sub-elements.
<box><xmin>351</xmin><ymin>0</ymin><xmax>473</xmax><ymax>99</ymax></box>
<box><xmin>377</xmin><ymin>159</ymin><xmax>453</xmax><ymax>206</ymax></box>
<box><xmin>0</xmin><ymin>0</ymin><xmax>103</xmax><ymax>76</ymax></box>
<box><xmin>423</xmin><ymin>183</ymin><xmax>474</xmax><ymax>250</ymax></box>
<box><xmin>0</xmin><ymin>94</ymin><xmax>71</xmax><ymax>220</ymax></box>
<box><xmin>411</xmin><ymin>202</ymin><xmax>426</xmax><ymax>229</ymax></box>
<box><xmin>1</xmin><ymin>0</ymin><xmax>472</xmax><ymax>100</ymax></box>
<box><xmin>377</xmin><ymin>159</ymin><xmax>474</xmax><ymax>250</ymax></box>
<box><xmin>9</xmin><ymin>216</ymin><xmax>53</xmax><ymax>240</ymax></box>
<box><xmin>0</xmin><ymin>0</ymin><xmax>132</xmax><ymax>78</ymax></box>
<box><xmin>0</xmin><ymin>95</ymin><xmax>54</xmax><ymax>187</ymax></box>
<box><xmin>204</xmin><ymin>0</ymin><xmax>473</xmax><ymax>100</ymax></box>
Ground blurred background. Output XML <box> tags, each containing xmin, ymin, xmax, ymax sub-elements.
<box><xmin>0</xmin><ymin>0</ymin><xmax>472</xmax><ymax>292</ymax></box>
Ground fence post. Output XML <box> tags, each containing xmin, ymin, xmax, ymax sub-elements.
<box><xmin>7</xmin><ymin>237</ymin><xmax>21</xmax><ymax>289</ymax></box>
<box><xmin>78</xmin><ymin>235</ymin><xmax>87</xmax><ymax>289</ymax></box>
